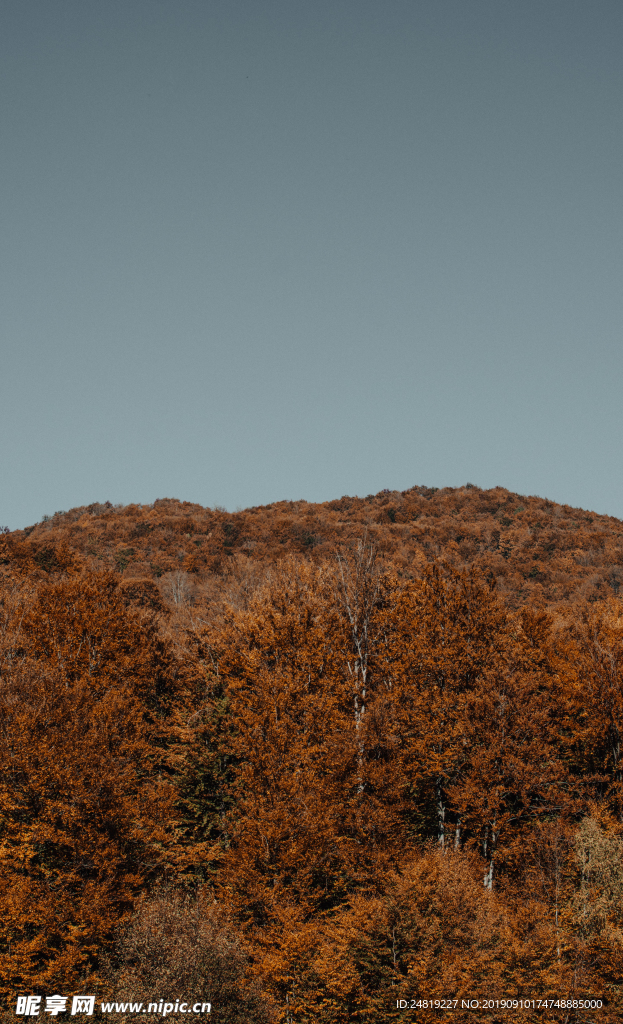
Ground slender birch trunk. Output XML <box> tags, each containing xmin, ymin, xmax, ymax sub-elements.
<box><xmin>436</xmin><ymin>777</ymin><xmax>446</xmax><ymax>848</ymax></box>
<box><xmin>335</xmin><ymin>536</ymin><xmax>380</xmax><ymax>793</ymax></box>
<box><xmin>483</xmin><ymin>821</ymin><xmax>498</xmax><ymax>889</ymax></box>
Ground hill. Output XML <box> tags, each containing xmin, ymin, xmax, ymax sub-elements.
<box><xmin>2</xmin><ymin>485</ymin><xmax>623</xmax><ymax>1021</ymax></box>
<box><xmin>4</xmin><ymin>484</ymin><xmax>623</xmax><ymax>614</ymax></box>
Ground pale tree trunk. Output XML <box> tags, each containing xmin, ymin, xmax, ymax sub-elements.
<box><xmin>611</xmin><ymin>722</ymin><xmax>621</xmax><ymax>786</ymax></box>
<box><xmin>435</xmin><ymin>777</ymin><xmax>446</xmax><ymax>848</ymax></box>
<box><xmin>335</xmin><ymin>536</ymin><xmax>380</xmax><ymax>792</ymax></box>
<box><xmin>483</xmin><ymin>822</ymin><xmax>498</xmax><ymax>890</ymax></box>
<box><xmin>553</xmin><ymin>838</ymin><xmax>563</xmax><ymax>959</ymax></box>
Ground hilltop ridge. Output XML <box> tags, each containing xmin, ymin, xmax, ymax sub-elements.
<box><xmin>4</xmin><ymin>484</ymin><xmax>622</xmax><ymax>611</ymax></box>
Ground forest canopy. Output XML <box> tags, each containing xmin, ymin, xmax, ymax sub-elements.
<box><xmin>1</xmin><ymin>485</ymin><xmax>623</xmax><ymax>1022</ymax></box>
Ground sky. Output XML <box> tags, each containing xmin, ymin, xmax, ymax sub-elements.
<box><xmin>1</xmin><ymin>0</ymin><xmax>622</xmax><ymax>530</ymax></box>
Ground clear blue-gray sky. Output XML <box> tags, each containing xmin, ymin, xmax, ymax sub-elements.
<box><xmin>1</xmin><ymin>0</ymin><xmax>622</xmax><ymax>530</ymax></box>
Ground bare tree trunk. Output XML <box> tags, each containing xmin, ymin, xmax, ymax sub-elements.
<box><xmin>436</xmin><ymin>777</ymin><xmax>446</xmax><ymax>848</ymax></box>
<box><xmin>483</xmin><ymin>821</ymin><xmax>498</xmax><ymax>890</ymax></box>
<box><xmin>334</xmin><ymin>535</ymin><xmax>381</xmax><ymax>792</ymax></box>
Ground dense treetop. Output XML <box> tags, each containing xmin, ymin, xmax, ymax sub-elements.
<box><xmin>5</xmin><ymin>484</ymin><xmax>623</xmax><ymax>611</ymax></box>
<box><xmin>1</xmin><ymin>486</ymin><xmax>623</xmax><ymax>1022</ymax></box>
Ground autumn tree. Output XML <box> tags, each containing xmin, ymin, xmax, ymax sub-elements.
<box><xmin>101</xmin><ymin>889</ymin><xmax>272</xmax><ymax>1024</ymax></box>
<box><xmin>187</xmin><ymin>557</ymin><xmax>411</xmax><ymax>1014</ymax></box>
<box><xmin>0</xmin><ymin>569</ymin><xmax>188</xmax><ymax>999</ymax></box>
<box><xmin>562</xmin><ymin>601</ymin><xmax>623</xmax><ymax>817</ymax></box>
<box><xmin>193</xmin><ymin>560</ymin><xmax>358</xmax><ymax>916</ymax></box>
<box><xmin>383</xmin><ymin>566</ymin><xmax>512</xmax><ymax>849</ymax></box>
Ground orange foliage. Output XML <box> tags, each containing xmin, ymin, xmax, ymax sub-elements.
<box><xmin>1</xmin><ymin>487</ymin><xmax>623</xmax><ymax>1019</ymax></box>
<box><xmin>0</xmin><ymin>570</ymin><xmax>188</xmax><ymax>996</ymax></box>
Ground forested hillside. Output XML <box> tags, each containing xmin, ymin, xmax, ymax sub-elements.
<box><xmin>1</xmin><ymin>485</ymin><xmax>623</xmax><ymax>1022</ymax></box>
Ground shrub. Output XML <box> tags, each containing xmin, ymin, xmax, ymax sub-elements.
<box><xmin>102</xmin><ymin>890</ymin><xmax>273</xmax><ymax>1024</ymax></box>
